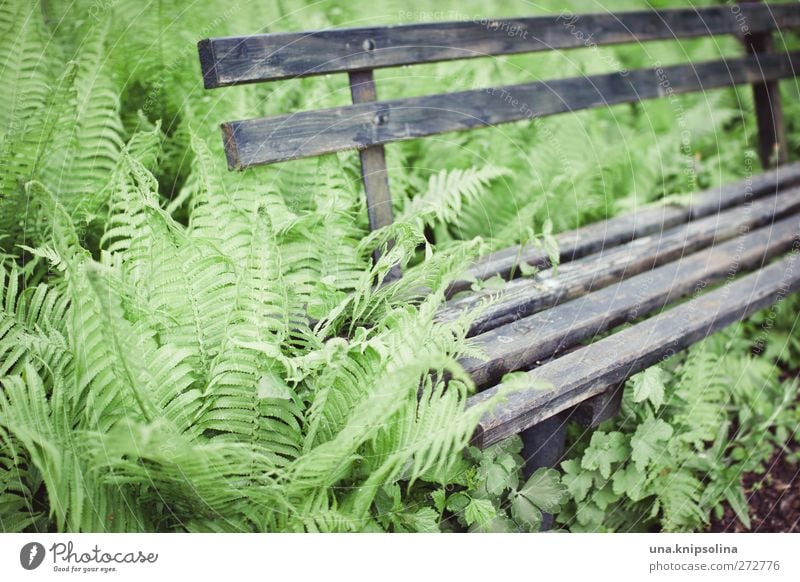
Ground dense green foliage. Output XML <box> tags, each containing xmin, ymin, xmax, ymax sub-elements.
<box><xmin>559</xmin><ymin>308</ymin><xmax>800</xmax><ymax>532</ymax></box>
<box><xmin>1</xmin><ymin>0</ymin><xmax>798</xmax><ymax>532</ymax></box>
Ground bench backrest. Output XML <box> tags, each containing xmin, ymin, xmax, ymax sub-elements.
<box><xmin>199</xmin><ymin>2</ymin><xmax>799</xmax><ymax>235</ymax></box>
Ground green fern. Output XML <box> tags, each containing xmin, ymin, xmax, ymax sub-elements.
<box><xmin>1</xmin><ymin>0</ymin><xmax>798</xmax><ymax>534</ymax></box>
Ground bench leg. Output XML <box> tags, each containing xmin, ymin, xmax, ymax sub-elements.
<box><xmin>520</xmin><ymin>409</ymin><xmax>570</xmax><ymax>531</ymax></box>
<box><xmin>519</xmin><ymin>386</ymin><xmax>623</xmax><ymax>530</ymax></box>
<box><xmin>575</xmin><ymin>384</ymin><xmax>624</xmax><ymax>428</ymax></box>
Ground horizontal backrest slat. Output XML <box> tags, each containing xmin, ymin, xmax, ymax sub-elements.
<box><xmin>199</xmin><ymin>3</ymin><xmax>800</xmax><ymax>87</ymax></box>
<box><xmin>221</xmin><ymin>50</ymin><xmax>799</xmax><ymax>169</ymax></box>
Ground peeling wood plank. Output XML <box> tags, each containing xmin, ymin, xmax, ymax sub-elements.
<box><xmin>438</xmin><ymin>186</ymin><xmax>800</xmax><ymax>335</ymax></box>
<box><xmin>219</xmin><ymin>52</ymin><xmax>799</xmax><ymax>168</ymax></box>
<box><xmin>448</xmin><ymin>162</ymin><xmax>800</xmax><ymax>295</ymax></box>
<box><xmin>468</xmin><ymin>252</ymin><xmax>800</xmax><ymax>448</ymax></box>
<box><xmin>199</xmin><ymin>4</ymin><xmax>800</xmax><ymax>86</ymax></box>
<box><xmin>461</xmin><ymin>213</ymin><xmax>800</xmax><ymax>388</ymax></box>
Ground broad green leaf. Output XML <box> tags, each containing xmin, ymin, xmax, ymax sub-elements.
<box><xmin>575</xmin><ymin>501</ymin><xmax>605</xmax><ymax>528</ymax></box>
<box><xmin>612</xmin><ymin>463</ymin><xmax>648</xmax><ymax>501</ymax></box>
<box><xmin>485</xmin><ymin>463</ymin><xmax>513</xmax><ymax>496</ymax></box>
<box><xmin>591</xmin><ymin>485</ymin><xmax>618</xmax><ymax>510</ymax></box>
<box><xmin>581</xmin><ymin>431</ymin><xmax>630</xmax><ymax>479</ymax></box>
<box><xmin>511</xmin><ymin>492</ymin><xmax>542</xmax><ymax>529</ymax></box>
<box><xmin>631</xmin><ymin>366</ymin><xmax>668</xmax><ymax>409</ymax></box>
<box><xmin>520</xmin><ymin>467</ymin><xmax>566</xmax><ymax>513</ymax></box>
<box><xmin>464</xmin><ymin>497</ymin><xmax>496</xmax><ymax>528</ymax></box>
<box><xmin>446</xmin><ymin>492</ymin><xmax>470</xmax><ymax>513</ymax></box>
<box><xmin>430</xmin><ymin>489</ymin><xmax>446</xmax><ymax>514</ymax></box>
<box><xmin>631</xmin><ymin>418</ymin><xmax>674</xmax><ymax>471</ymax></box>
<box><xmin>561</xmin><ymin>459</ymin><xmax>593</xmax><ymax>502</ymax></box>
<box><xmin>406</xmin><ymin>508</ymin><xmax>440</xmax><ymax>533</ymax></box>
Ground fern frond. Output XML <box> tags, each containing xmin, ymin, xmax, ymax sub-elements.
<box><xmin>101</xmin><ymin>150</ymin><xmax>167</xmax><ymax>266</ymax></box>
<box><xmin>0</xmin><ymin>364</ymin><xmax>140</xmax><ymax>532</ymax></box>
<box><xmin>85</xmin><ymin>418</ymin><xmax>290</xmax><ymax>531</ymax></box>
<box><xmin>399</xmin><ymin>166</ymin><xmax>511</xmax><ymax>231</ymax></box>
<box><xmin>655</xmin><ymin>469</ymin><xmax>706</xmax><ymax>532</ymax></box>
<box><xmin>42</xmin><ymin>16</ymin><xmax>124</xmax><ymax>220</ymax></box>
<box><xmin>68</xmin><ymin>259</ymin><xmax>200</xmax><ymax>434</ymax></box>
<box><xmin>670</xmin><ymin>345</ymin><xmax>729</xmax><ymax>446</ymax></box>
<box><xmin>0</xmin><ymin>263</ymin><xmax>71</xmax><ymax>379</ymax></box>
<box><xmin>202</xmin><ymin>211</ymin><xmax>307</xmax><ymax>462</ymax></box>
<box><xmin>277</xmin><ymin>155</ymin><xmax>369</xmax><ymax>313</ymax></box>
<box><xmin>0</xmin><ymin>2</ymin><xmax>78</xmax><ymax>250</ymax></box>
<box><xmin>0</xmin><ymin>0</ymin><xmax>55</xmax><ymax>132</ymax></box>
<box><xmin>0</xmin><ymin>423</ymin><xmax>42</xmax><ymax>532</ymax></box>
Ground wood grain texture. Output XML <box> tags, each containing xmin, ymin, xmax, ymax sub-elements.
<box><xmin>447</xmin><ymin>162</ymin><xmax>800</xmax><ymax>295</ymax></box>
<box><xmin>468</xmin><ymin>252</ymin><xmax>800</xmax><ymax>448</ymax></box>
<box><xmin>220</xmin><ymin>51</ymin><xmax>800</xmax><ymax>169</ymax></box>
<box><xmin>348</xmin><ymin>70</ymin><xmax>402</xmax><ymax>280</ymax></box>
<box><xmin>198</xmin><ymin>3</ymin><xmax>800</xmax><ymax>86</ymax></box>
<box><xmin>348</xmin><ymin>70</ymin><xmax>395</xmax><ymax>233</ymax></box>
<box><xmin>744</xmin><ymin>29</ymin><xmax>789</xmax><ymax>168</ymax></box>
<box><xmin>438</xmin><ymin>187</ymin><xmax>800</xmax><ymax>335</ymax></box>
<box><xmin>461</xmin><ymin>212</ymin><xmax>800</xmax><ymax>388</ymax></box>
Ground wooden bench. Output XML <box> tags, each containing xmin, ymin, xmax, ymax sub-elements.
<box><xmin>198</xmin><ymin>3</ymin><xmax>800</xmax><ymax>488</ymax></box>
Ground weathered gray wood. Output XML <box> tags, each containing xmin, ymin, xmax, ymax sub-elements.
<box><xmin>574</xmin><ymin>385</ymin><xmax>623</xmax><ymax>428</ymax></box>
<box><xmin>468</xmin><ymin>252</ymin><xmax>800</xmax><ymax>449</ymax></box>
<box><xmin>348</xmin><ymin>70</ymin><xmax>401</xmax><ymax>280</ymax></box>
<box><xmin>198</xmin><ymin>3</ymin><xmax>800</xmax><ymax>87</ymax></box>
<box><xmin>439</xmin><ymin>187</ymin><xmax>800</xmax><ymax>335</ymax></box>
<box><xmin>743</xmin><ymin>29</ymin><xmax>789</xmax><ymax>167</ymax></box>
<box><xmin>521</xmin><ymin>409</ymin><xmax>570</xmax><ymax>478</ymax></box>
<box><xmin>201</xmin><ymin>4</ymin><xmax>800</xmax><ymax>455</ymax></box>
<box><xmin>461</xmin><ymin>212</ymin><xmax>800</xmax><ymax>388</ymax></box>
<box><xmin>220</xmin><ymin>51</ymin><xmax>799</xmax><ymax>169</ymax></box>
<box><xmin>520</xmin><ymin>409</ymin><xmax>570</xmax><ymax>530</ymax></box>
<box><xmin>348</xmin><ymin>70</ymin><xmax>395</xmax><ymax>233</ymax></box>
<box><xmin>448</xmin><ymin>162</ymin><xmax>800</xmax><ymax>296</ymax></box>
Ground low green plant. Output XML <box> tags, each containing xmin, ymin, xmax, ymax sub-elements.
<box><xmin>557</xmin><ymin>298</ymin><xmax>800</xmax><ymax>532</ymax></box>
<box><xmin>370</xmin><ymin>439</ymin><xmax>566</xmax><ymax>532</ymax></box>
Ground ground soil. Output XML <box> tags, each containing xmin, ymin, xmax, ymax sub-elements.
<box><xmin>708</xmin><ymin>442</ymin><xmax>800</xmax><ymax>532</ymax></box>
<box><xmin>709</xmin><ymin>369</ymin><xmax>800</xmax><ymax>533</ymax></box>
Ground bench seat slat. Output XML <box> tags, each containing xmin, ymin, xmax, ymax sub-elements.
<box><xmin>468</xmin><ymin>252</ymin><xmax>800</xmax><ymax>448</ymax></box>
<box><xmin>463</xmin><ymin>214</ymin><xmax>800</xmax><ymax>388</ymax></box>
<box><xmin>449</xmin><ymin>162</ymin><xmax>800</xmax><ymax>295</ymax></box>
<box><xmin>221</xmin><ymin>51</ymin><xmax>799</xmax><ymax>168</ymax></box>
<box><xmin>199</xmin><ymin>3</ymin><xmax>800</xmax><ymax>86</ymax></box>
<box><xmin>438</xmin><ymin>186</ymin><xmax>800</xmax><ymax>334</ymax></box>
